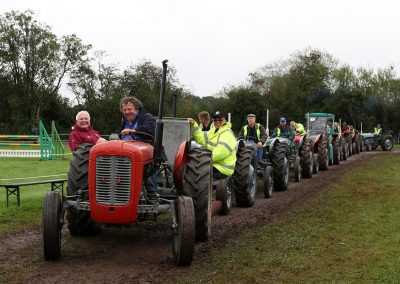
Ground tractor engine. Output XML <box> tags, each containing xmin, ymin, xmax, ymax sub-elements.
<box><xmin>88</xmin><ymin>140</ymin><xmax>154</xmax><ymax>224</ymax></box>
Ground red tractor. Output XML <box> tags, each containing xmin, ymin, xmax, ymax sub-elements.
<box><xmin>42</xmin><ymin>61</ymin><xmax>212</xmax><ymax>266</ymax></box>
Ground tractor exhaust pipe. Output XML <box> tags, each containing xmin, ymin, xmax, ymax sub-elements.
<box><xmin>154</xmin><ymin>60</ymin><xmax>168</xmax><ymax>164</ymax></box>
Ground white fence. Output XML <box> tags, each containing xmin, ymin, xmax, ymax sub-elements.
<box><xmin>0</xmin><ymin>149</ymin><xmax>50</xmax><ymax>158</ymax></box>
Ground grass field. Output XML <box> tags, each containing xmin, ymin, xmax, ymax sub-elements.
<box><xmin>0</xmin><ymin>156</ymin><xmax>71</xmax><ymax>234</ymax></box>
<box><xmin>179</xmin><ymin>152</ymin><xmax>400</xmax><ymax>283</ymax></box>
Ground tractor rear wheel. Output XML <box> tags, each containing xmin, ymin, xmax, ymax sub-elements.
<box><xmin>263</xmin><ymin>166</ymin><xmax>273</xmax><ymax>198</ymax></box>
<box><xmin>182</xmin><ymin>148</ymin><xmax>212</xmax><ymax>242</ymax></box>
<box><xmin>233</xmin><ymin>146</ymin><xmax>257</xmax><ymax>207</ymax></box>
<box><xmin>172</xmin><ymin>196</ymin><xmax>195</xmax><ymax>266</ymax></box>
<box><xmin>333</xmin><ymin>138</ymin><xmax>340</xmax><ymax>165</ymax></box>
<box><xmin>300</xmin><ymin>138</ymin><xmax>313</xmax><ymax>178</ymax></box>
<box><xmin>216</xmin><ymin>177</ymin><xmax>233</xmax><ymax>215</ymax></box>
<box><xmin>271</xmin><ymin>142</ymin><xmax>289</xmax><ymax>191</ymax></box>
<box><xmin>381</xmin><ymin>135</ymin><xmax>394</xmax><ymax>151</ymax></box>
<box><xmin>318</xmin><ymin>136</ymin><xmax>329</xmax><ymax>171</ymax></box>
<box><xmin>43</xmin><ymin>191</ymin><xmax>62</xmax><ymax>261</ymax></box>
<box><xmin>67</xmin><ymin>144</ymin><xmax>100</xmax><ymax>236</ymax></box>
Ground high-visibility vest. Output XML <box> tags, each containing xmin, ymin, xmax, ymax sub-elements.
<box><xmin>374</xmin><ymin>127</ymin><xmax>382</xmax><ymax>136</ymax></box>
<box><xmin>243</xmin><ymin>124</ymin><xmax>260</xmax><ymax>140</ymax></box>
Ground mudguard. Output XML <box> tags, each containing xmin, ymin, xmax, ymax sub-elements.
<box><xmin>173</xmin><ymin>141</ymin><xmax>189</xmax><ymax>193</ymax></box>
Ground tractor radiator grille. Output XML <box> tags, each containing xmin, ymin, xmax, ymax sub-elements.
<box><xmin>95</xmin><ymin>156</ymin><xmax>131</xmax><ymax>206</ymax></box>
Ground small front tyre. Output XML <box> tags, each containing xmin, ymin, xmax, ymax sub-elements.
<box><xmin>216</xmin><ymin>177</ymin><xmax>233</xmax><ymax>215</ymax></box>
<box><xmin>263</xmin><ymin>166</ymin><xmax>273</xmax><ymax>198</ymax></box>
<box><xmin>43</xmin><ymin>191</ymin><xmax>63</xmax><ymax>261</ymax></box>
<box><xmin>172</xmin><ymin>196</ymin><xmax>195</xmax><ymax>266</ymax></box>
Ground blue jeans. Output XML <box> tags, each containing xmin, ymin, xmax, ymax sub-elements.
<box><xmin>257</xmin><ymin>147</ymin><xmax>263</xmax><ymax>161</ymax></box>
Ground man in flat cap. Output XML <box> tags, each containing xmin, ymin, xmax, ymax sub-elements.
<box><xmin>238</xmin><ymin>113</ymin><xmax>268</xmax><ymax>161</ymax></box>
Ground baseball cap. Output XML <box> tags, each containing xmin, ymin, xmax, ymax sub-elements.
<box><xmin>247</xmin><ymin>113</ymin><xmax>256</xmax><ymax>118</ymax></box>
<box><xmin>214</xmin><ymin>111</ymin><xmax>224</xmax><ymax>118</ymax></box>
<box><xmin>280</xmin><ymin>117</ymin><xmax>286</xmax><ymax>122</ymax></box>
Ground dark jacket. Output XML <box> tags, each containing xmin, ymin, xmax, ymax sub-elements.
<box><xmin>238</xmin><ymin>123</ymin><xmax>268</xmax><ymax>144</ymax></box>
<box><xmin>271</xmin><ymin>125</ymin><xmax>295</xmax><ymax>141</ymax></box>
<box><xmin>120</xmin><ymin>108</ymin><xmax>156</xmax><ymax>140</ymax></box>
<box><xmin>68</xmin><ymin>124</ymin><xmax>102</xmax><ymax>152</ymax></box>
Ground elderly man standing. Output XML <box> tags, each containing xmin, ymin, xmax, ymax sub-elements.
<box><xmin>189</xmin><ymin>111</ymin><xmax>237</xmax><ymax>179</ymax></box>
<box><xmin>68</xmin><ymin>111</ymin><xmax>106</xmax><ymax>152</ymax></box>
<box><xmin>238</xmin><ymin>114</ymin><xmax>268</xmax><ymax>161</ymax></box>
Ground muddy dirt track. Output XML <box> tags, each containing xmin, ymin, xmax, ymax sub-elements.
<box><xmin>0</xmin><ymin>150</ymin><xmax>393</xmax><ymax>283</ymax></box>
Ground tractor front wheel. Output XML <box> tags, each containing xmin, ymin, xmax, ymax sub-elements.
<box><xmin>300</xmin><ymin>138</ymin><xmax>313</xmax><ymax>178</ymax></box>
<box><xmin>43</xmin><ymin>191</ymin><xmax>62</xmax><ymax>261</ymax></box>
<box><xmin>172</xmin><ymin>196</ymin><xmax>195</xmax><ymax>266</ymax></box>
<box><xmin>216</xmin><ymin>177</ymin><xmax>233</xmax><ymax>215</ymax></box>
<box><xmin>294</xmin><ymin>155</ymin><xmax>301</xmax><ymax>182</ymax></box>
<box><xmin>263</xmin><ymin>166</ymin><xmax>273</xmax><ymax>198</ymax></box>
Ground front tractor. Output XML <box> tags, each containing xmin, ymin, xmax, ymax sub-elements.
<box><xmin>361</xmin><ymin>131</ymin><xmax>394</xmax><ymax>152</ymax></box>
<box><xmin>42</xmin><ymin>61</ymin><xmax>212</xmax><ymax>266</ymax></box>
<box><xmin>305</xmin><ymin>113</ymin><xmax>335</xmax><ymax>171</ymax></box>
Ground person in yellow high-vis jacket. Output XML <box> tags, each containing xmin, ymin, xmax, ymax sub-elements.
<box><xmin>238</xmin><ymin>113</ymin><xmax>268</xmax><ymax>161</ymax></box>
<box><xmin>189</xmin><ymin>111</ymin><xmax>237</xmax><ymax>178</ymax></box>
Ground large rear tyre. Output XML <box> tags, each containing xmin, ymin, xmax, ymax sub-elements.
<box><xmin>172</xmin><ymin>196</ymin><xmax>195</xmax><ymax>266</ymax></box>
<box><xmin>271</xmin><ymin>142</ymin><xmax>289</xmax><ymax>191</ymax></box>
<box><xmin>216</xmin><ymin>177</ymin><xmax>233</xmax><ymax>215</ymax></box>
<box><xmin>333</xmin><ymin>138</ymin><xmax>340</xmax><ymax>165</ymax></box>
<box><xmin>181</xmin><ymin>148</ymin><xmax>212</xmax><ymax>242</ymax></box>
<box><xmin>300</xmin><ymin>138</ymin><xmax>313</xmax><ymax>178</ymax></box>
<box><xmin>318</xmin><ymin>136</ymin><xmax>329</xmax><ymax>171</ymax></box>
<box><xmin>43</xmin><ymin>191</ymin><xmax>62</xmax><ymax>261</ymax></box>
<box><xmin>67</xmin><ymin>144</ymin><xmax>100</xmax><ymax>236</ymax></box>
<box><xmin>233</xmin><ymin>146</ymin><xmax>257</xmax><ymax>207</ymax></box>
<box><xmin>381</xmin><ymin>135</ymin><xmax>394</xmax><ymax>151</ymax></box>
<box><xmin>263</xmin><ymin>166</ymin><xmax>273</xmax><ymax>198</ymax></box>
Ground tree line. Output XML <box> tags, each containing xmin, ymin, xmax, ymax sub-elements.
<box><xmin>1</xmin><ymin>10</ymin><xmax>399</xmax><ymax>136</ymax></box>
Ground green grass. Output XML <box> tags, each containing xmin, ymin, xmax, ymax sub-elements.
<box><xmin>0</xmin><ymin>156</ymin><xmax>71</xmax><ymax>234</ymax></box>
<box><xmin>179</xmin><ymin>153</ymin><xmax>400</xmax><ymax>283</ymax></box>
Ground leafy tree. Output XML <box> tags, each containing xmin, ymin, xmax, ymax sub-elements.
<box><xmin>0</xmin><ymin>10</ymin><xmax>91</xmax><ymax>132</ymax></box>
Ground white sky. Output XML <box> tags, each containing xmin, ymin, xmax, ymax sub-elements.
<box><xmin>2</xmin><ymin>0</ymin><xmax>400</xmax><ymax>97</ymax></box>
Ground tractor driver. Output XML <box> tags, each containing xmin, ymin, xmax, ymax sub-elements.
<box><xmin>189</xmin><ymin>111</ymin><xmax>237</xmax><ymax>180</ymax></box>
<box><xmin>271</xmin><ymin>117</ymin><xmax>295</xmax><ymax>142</ymax></box>
<box><xmin>290</xmin><ymin>121</ymin><xmax>307</xmax><ymax>136</ymax></box>
<box><xmin>119</xmin><ymin>96</ymin><xmax>158</xmax><ymax>199</ymax></box>
<box><xmin>120</xmin><ymin>96</ymin><xmax>156</xmax><ymax>142</ymax></box>
<box><xmin>238</xmin><ymin>113</ymin><xmax>268</xmax><ymax>161</ymax></box>
<box><xmin>373</xmin><ymin>123</ymin><xmax>382</xmax><ymax>143</ymax></box>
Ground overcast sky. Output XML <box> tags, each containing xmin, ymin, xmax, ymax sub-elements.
<box><xmin>2</xmin><ymin>0</ymin><xmax>400</xmax><ymax>97</ymax></box>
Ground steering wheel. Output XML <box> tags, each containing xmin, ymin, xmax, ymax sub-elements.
<box><xmin>125</xmin><ymin>131</ymin><xmax>155</xmax><ymax>143</ymax></box>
